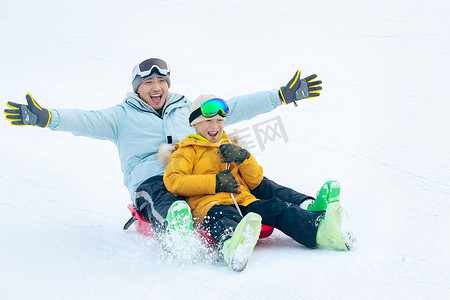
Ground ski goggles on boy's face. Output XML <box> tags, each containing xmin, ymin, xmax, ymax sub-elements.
<box><xmin>189</xmin><ymin>98</ymin><xmax>230</xmax><ymax>124</ymax></box>
<box><xmin>131</xmin><ymin>58</ymin><xmax>170</xmax><ymax>80</ymax></box>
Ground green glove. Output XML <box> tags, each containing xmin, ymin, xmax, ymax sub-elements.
<box><xmin>216</xmin><ymin>170</ymin><xmax>241</xmax><ymax>194</ymax></box>
<box><xmin>4</xmin><ymin>93</ymin><xmax>51</xmax><ymax>127</ymax></box>
<box><xmin>279</xmin><ymin>70</ymin><xmax>322</xmax><ymax>106</ymax></box>
<box><xmin>218</xmin><ymin>144</ymin><xmax>250</xmax><ymax>165</ymax></box>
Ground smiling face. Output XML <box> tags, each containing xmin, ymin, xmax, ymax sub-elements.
<box><xmin>192</xmin><ymin>118</ymin><xmax>225</xmax><ymax>143</ymax></box>
<box><xmin>136</xmin><ymin>77</ymin><xmax>169</xmax><ymax>111</ymax></box>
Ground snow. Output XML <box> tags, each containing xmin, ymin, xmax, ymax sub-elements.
<box><xmin>1</xmin><ymin>0</ymin><xmax>449</xmax><ymax>298</ymax></box>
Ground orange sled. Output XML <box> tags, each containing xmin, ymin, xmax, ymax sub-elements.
<box><xmin>123</xmin><ymin>204</ymin><xmax>274</xmax><ymax>245</ymax></box>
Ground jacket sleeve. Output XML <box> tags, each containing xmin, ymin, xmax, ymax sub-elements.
<box><xmin>164</xmin><ymin>146</ymin><xmax>216</xmax><ymax>197</ymax></box>
<box><xmin>47</xmin><ymin>105</ymin><xmax>124</xmax><ymax>141</ymax></box>
<box><xmin>225</xmin><ymin>89</ymin><xmax>281</xmax><ymax>126</ymax></box>
<box><xmin>236</xmin><ymin>154</ymin><xmax>264</xmax><ymax>190</ymax></box>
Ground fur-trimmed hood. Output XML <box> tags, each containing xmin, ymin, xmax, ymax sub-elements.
<box><xmin>158</xmin><ymin>143</ymin><xmax>176</xmax><ymax>167</ymax></box>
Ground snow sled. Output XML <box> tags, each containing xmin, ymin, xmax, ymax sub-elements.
<box><xmin>123</xmin><ymin>204</ymin><xmax>274</xmax><ymax>245</ymax></box>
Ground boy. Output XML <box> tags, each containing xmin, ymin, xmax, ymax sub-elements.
<box><xmin>163</xmin><ymin>95</ymin><xmax>354</xmax><ymax>272</ymax></box>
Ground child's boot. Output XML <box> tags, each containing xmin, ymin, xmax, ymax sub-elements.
<box><xmin>221</xmin><ymin>212</ymin><xmax>262</xmax><ymax>272</ymax></box>
<box><xmin>308</xmin><ymin>180</ymin><xmax>341</xmax><ymax>211</ymax></box>
<box><xmin>316</xmin><ymin>202</ymin><xmax>355</xmax><ymax>251</ymax></box>
<box><xmin>164</xmin><ymin>200</ymin><xmax>194</xmax><ymax>253</ymax></box>
<box><xmin>166</xmin><ymin>200</ymin><xmax>194</xmax><ymax>234</ymax></box>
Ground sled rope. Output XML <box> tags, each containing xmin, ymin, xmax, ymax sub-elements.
<box><xmin>217</xmin><ymin>139</ymin><xmax>244</xmax><ymax>217</ymax></box>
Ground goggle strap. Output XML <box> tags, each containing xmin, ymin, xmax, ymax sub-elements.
<box><xmin>189</xmin><ymin>108</ymin><xmax>203</xmax><ymax>124</ymax></box>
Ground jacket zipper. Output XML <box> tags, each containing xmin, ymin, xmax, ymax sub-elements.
<box><xmin>162</xmin><ymin>95</ymin><xmax>186</xmax><ymax>117</ymax></box>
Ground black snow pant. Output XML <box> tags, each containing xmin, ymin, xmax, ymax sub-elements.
<box><xmin>202</xmin><ymin>198</ymin><xmax>325</xmax><ymax>249</ymax></box>
<box><xmin>134</xmin><ymin>175</ymin><xmax>185</xmax><ymax>233</ymax></box>
<box><xmin>135</xmin><ymin>175</ymin><xmax>319</xmax><ymax>238</ymax></box>
<box><xmin>251</xmin><ymin>176</ymin><xmax>315</xmax><ymax>206</ymax></box>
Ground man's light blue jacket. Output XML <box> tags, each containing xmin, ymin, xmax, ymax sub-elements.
<box><xmin>48</xmin><ymin>90</ymin><xmax>281</xmax><ymax>198</ymax></box>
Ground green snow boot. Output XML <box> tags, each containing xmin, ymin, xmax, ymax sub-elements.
<box><xmin>164</xmin><ymin>200</ymin><xmax>194</xmax><ymax>253</ymax></box>
<box><xmin>221</xmin><ymin>212</ymin><xmax>262</xmax><ymax>272</ymax></box>
<box><xmin>316</xmin><ymin>202</ymin><xmax>355</xmax><ymax>251</ymax></box>
<box><xmin>166</xmin><ymin>200</ymin><xmax>194</xmax><ymax>234</ymax></box>
<box><xmin>308</xmin><ymin>180</ymin><xmax>341</xmax><ymax>211</ymax></box>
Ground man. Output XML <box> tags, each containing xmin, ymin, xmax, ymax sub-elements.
<box><xmin>4</xmin><ymin>58</ymin><xmax>322</xmax><ymax>237</ymax></box>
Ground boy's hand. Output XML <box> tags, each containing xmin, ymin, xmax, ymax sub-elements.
<box><xmin>218</xmin><ymin>144</ymin><xmax>250</xmax><ymax>165</ymax></box>
<box><xmin>279</xmin><ymin>70</ymin><xmax>322</xmax><ymax>106</ymax></box>
<box><xmin>216</xmin><ymin>170</ymin><xmax>241</xmax><ymax>194</ymax></box>
<box><xmin>4</xmin><ymin>93</ymin><xmax>51</xmax><ymax>127</ymax></box>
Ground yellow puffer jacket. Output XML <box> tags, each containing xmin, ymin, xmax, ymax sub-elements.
<box><xmin>163</xmin><ymin>131</ymin><xmax>263</xmax><ymax>226</ymax></box>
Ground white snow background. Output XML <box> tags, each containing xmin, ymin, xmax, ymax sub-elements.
<box><xmin>1</xmin><ymin>0</ymin><xmax>449</xmax><ymax>299</ymax></box>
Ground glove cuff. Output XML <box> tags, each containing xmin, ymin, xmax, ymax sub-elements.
<box><xmin>278</xmin><ymin>89</ymin><xmax>288</xmax><ymax>105</ymax></box>
<box><xmin>215</xmin><ymin>174</ymin><xmax>220</xmax><ymax>193</ymax></box>
<box><xmin>37</xmin><ymin>108</ymin><xmax>51</xmax><ymax>128</ymax></box>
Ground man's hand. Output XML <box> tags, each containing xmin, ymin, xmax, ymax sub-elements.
<box><xmin>279</xmin><ymin>70</ymin><xmax>322</xmax><ymax>106</ymax></box>
<box><xmin>218</xmin><ymin>144</ymin><xmax>250</xmax><ymax>165</ymax></box>
<box><xmin>216</xmin><ymin>170</ymin><xmax>241</xmax><ymax>194</ymax></box>
<box><xmin>4</xmin><ymin>93</ymin><xmax>51</xmax><ymax>127</ymax></box>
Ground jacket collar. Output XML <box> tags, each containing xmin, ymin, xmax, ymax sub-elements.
<box><xmin>177</xmin><ymin>131</ymin><xmax>233</xmax><ymax>148</ymax></box>
<box><xmin>124</xmin><ymin>91</ymin><xmax>185</xmax><ymax>114</ymax></box>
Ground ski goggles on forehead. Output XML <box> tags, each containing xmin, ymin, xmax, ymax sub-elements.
<box><xmin>189</xmin><ymin>98</ymin><xmax>229</xmax><ymax>124</ymax></box>
<box><xmin>131</xmin><ymin>58</ymin><xmax>170</xmax><ymax>80</ymax></box>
